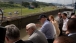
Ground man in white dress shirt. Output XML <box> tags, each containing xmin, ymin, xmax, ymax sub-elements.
<box><xmin>62</xmin><ymin>13</ymin><xmax>69</xmax><ymax>34</ymax></box>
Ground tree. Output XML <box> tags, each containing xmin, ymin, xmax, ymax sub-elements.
<box><xmin>32</xmin><ymin>2</ymin><xmax>39</xmax><ymax>8</ymax></box>
<box><xmin>22</xmin><ymin>2</ymin><xmax>29</xmax><ymax>7</ymax></box>
<box><xmin>8</xmin><ymin>1</ymin><xmax>14</xmax><ymax>4</ymax></box>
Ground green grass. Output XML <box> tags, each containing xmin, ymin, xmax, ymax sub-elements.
<box><xmin>3</xmin><ymin>6</ymin><xmax>58</xmax><ymax>17</ymax></box>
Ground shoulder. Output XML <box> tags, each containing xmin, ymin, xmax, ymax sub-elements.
<box><xmin>24</xmin><ymin>40</ymin><xmax>33</xmax><ymax>43</ymax></box>
<box><xmin>69</xmin><ymin>34</ymin><xmax>76</xmax><ymax>43</ymax></box>
<box><xmin>44</xmin><ymin>21</ymin><xmax>52</xmax><ymax>25</ymax></box>
<box><xmin>65</xmin><ymin>18</ymin><xmax>69</xmax><ymax>22</ymax></box>
<box><xmin>69</xmin><ymin>34</ymin><xmax>76</xmax><ymax>38</ymax></box>
<box><xmin>15</xmin><ymin>40</ymin><xmax>25</xmax><ymax>43</ymax></box>
<box><xmin>29</xmin><ymin>30</ymin><xmax>39</xmax><ymax>39</ymax></box>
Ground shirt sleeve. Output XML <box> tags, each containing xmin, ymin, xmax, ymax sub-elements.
<box><xmin>40</xmin><ymin>24</ymin><xmax>49</xmax><ymax>34</ymax></box>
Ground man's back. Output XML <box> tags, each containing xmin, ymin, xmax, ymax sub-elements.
<box><xmin>29</xmin><ymin>30</ymin><xmax>48</xmax><ymax>43</ymax></box>
<box><xmin>16</xmin><ymin>40</ymin><xmax>33</xmax><ymax>43</ymax></box>
<box><xmin>68</xmin><ymin>34</ymin><xmax>76</xmax><ymax>43</ymax></box>
<box><xmin>40</xmin><ymin>20</ymin><xmax>55</xmax><ymax>39</ymax></box>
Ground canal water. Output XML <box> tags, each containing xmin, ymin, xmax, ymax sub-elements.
<box><xmin>20</xmin><ymin>28</ymin><xmax>29</xmax><ymax>40</ymax></box>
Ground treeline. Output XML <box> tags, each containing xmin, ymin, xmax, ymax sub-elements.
<box><xmin>0</xmin><ymin>3</ymin><xmax>21</xmax><ymax>8</ymax></box>
<box><xmin>0</xmin><ymin>1</ymin><xmax>21</xmax><ymax>8</ymax></box>
<box><xmin>22</xmin><ymin>2</ymin><xmax>55</xmax><ymax>8</ymax></box>
<box><xmin>0</xmin><ymin>1</ymin><xmax>55</xmax><ymax>8</ymax></box>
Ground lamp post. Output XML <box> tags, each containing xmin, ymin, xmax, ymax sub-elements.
<box><xmin>74</xmin><ymin>0</ymin><xmax>76</xmax><ymax>14</ymax></box>
<box><xmin>0</xmin><ymin>9</ymin><xmax>3</xmax><ymax>25</ymax></box>
<box><xmin>21</xmin><ymin>1</ymin><xmax>22</xmax><ymax>17</ymax></box>
<box><xmin>72</xmin><ymin>0</ymin><xmax>74</xmax><ymax>13</ymax></box>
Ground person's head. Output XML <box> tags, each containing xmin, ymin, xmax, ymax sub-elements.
<box><xmin>62</xmin><ymin>13</ymin><xmax>67</xmax><ymax>19</ymax></box>
<box><xmin>38</xmin><ymin>14</ymin><xmax>47</xmax><ymax>24</ymax></box>
<box><xmin>71</xmin><ymin>15</ymin><xmax>76</xmax><ymax>18</ymax></box>
<box><xmin>53</xmin><ymin>36</ymin><xmax>74</xmax><ymax>43</ymax></box>
<box><xmin>26</xmin><ymin>23</ymin><xmax>36</xmax><ymax>35</ymax></box>
<box><xmin>67</xmin><ymin>18</ymin><xmax>76</xmax><ymax>33</ymax></box>
<box><xmin>49</xmin><ymin>15</ymin><xmax>54</xmax><ymax>21</ymax></box>
<box><xmin>5</xmin><ymin>24</ymin><xmax>20</xmax><ymax>43</ymax></box>
<box><xmin>71</xmin><ymin>13</ymin><xmax>75</xmax><ymax>16</ymax></box>
<box><xmin>58</xmin><ymin>12</ymin><xmax>62</xmax><ymax>18</ymax></box>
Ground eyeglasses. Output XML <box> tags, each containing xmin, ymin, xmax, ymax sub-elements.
<box><xmin>26</xmin><ymin>28</ymin><xmax>31</xmax><ymax>31</ymax></box>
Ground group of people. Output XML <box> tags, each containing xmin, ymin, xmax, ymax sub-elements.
<box><xmin>53</xmin><ymin>12</ymin><xmax>76</xmax><ymax>43</ymax></box>
<box><xmin>0</xmin><ymin>12</ymin><xmax>76</xmax><ymax>43</ymax></box>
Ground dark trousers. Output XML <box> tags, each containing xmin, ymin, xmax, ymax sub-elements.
<box><xmin>47</xmin><ymin>39</ymin><xmax>54</xmax><ymax>43</ymax></box>
<box><xmin>59</xmin><ymin>27</ymin><xmax>63</xmax><ymax>36</ymax></box>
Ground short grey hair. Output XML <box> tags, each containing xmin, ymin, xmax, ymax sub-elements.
<box><xmin>5</xmin><ymin>24</ymin><xmax>20</xmax><ymax>40</ymax></box>
<box><xmin>26</xmin><ymin>23</ymin><xmax>36</xmax><ymax>29</ymax></box>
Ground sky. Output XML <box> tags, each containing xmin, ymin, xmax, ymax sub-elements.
<box><xmin>36</xmin><ymin>0</ymin><xmax>76</xmax><ymax>5</ymax></box>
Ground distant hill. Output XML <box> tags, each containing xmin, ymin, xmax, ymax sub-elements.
<box><xmin>51</xmin><ymin>3</ymin><xmax>63</xmax><ymax>6</ymax></box>
<box><xmin>66</xmin><ymin>3</ymin><xmax>76</xmax><ymax>6</ymax></box>
<box><xmin>0</xmin><ymin>0</ymin><xmax>36</xmax><ymax>3</ymax></box>
<box><xmin>48</xmin><ymin>3</ymin><xmax>56</xmax><ymax>6</ymax></box>
<box><xmin>66</xmin><ymin>4</ymin><xmax>73</xmax><ymax>6</ymax></box>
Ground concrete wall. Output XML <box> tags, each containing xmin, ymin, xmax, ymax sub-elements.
<box><xmin>1</xmin><ymin>8</ymin><xmax>73</xmax><ymax>29</ymax></box>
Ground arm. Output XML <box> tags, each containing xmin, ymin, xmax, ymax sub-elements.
<box><xmin>40</xmin><ymin>23</ymin><xmax>49</xmax><ymax>34</ymax></box>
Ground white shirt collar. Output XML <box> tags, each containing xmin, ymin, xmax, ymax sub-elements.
<box><xmin>68</xmin><ymin>33</ymin><xmax>76</xmax><ymax>36</ymax></box>
<box><xmin>13</xmin><ymin>39</ymin><xmax>20</xmax><ymax>43</ymax></box>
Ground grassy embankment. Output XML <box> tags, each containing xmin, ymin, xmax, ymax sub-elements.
<box><xmin>3</xmin><ymin>6</ymin><xmax>58</xmax><ymax>17</ymax></box>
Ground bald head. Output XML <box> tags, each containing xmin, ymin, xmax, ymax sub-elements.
<box><xmin>26</xmin><ymin>23</ymin><xmax>37</xmax><ymax>35</ymax></box>
<box><xmin>26</xmin><ymin>23</ymin><xmax>36</xmax><ymax>30</ymax></box>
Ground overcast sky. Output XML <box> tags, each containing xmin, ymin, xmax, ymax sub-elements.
<box><xmin>36</xmin><ymin>0</ymin><xmax>76</xmax><ymax>5</ymax></box>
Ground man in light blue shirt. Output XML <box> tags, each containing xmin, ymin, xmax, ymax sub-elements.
<box><xmin>38</xmin><ymin>14</ymin><xmax>55</xmax><ymax>43</ymax></box>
